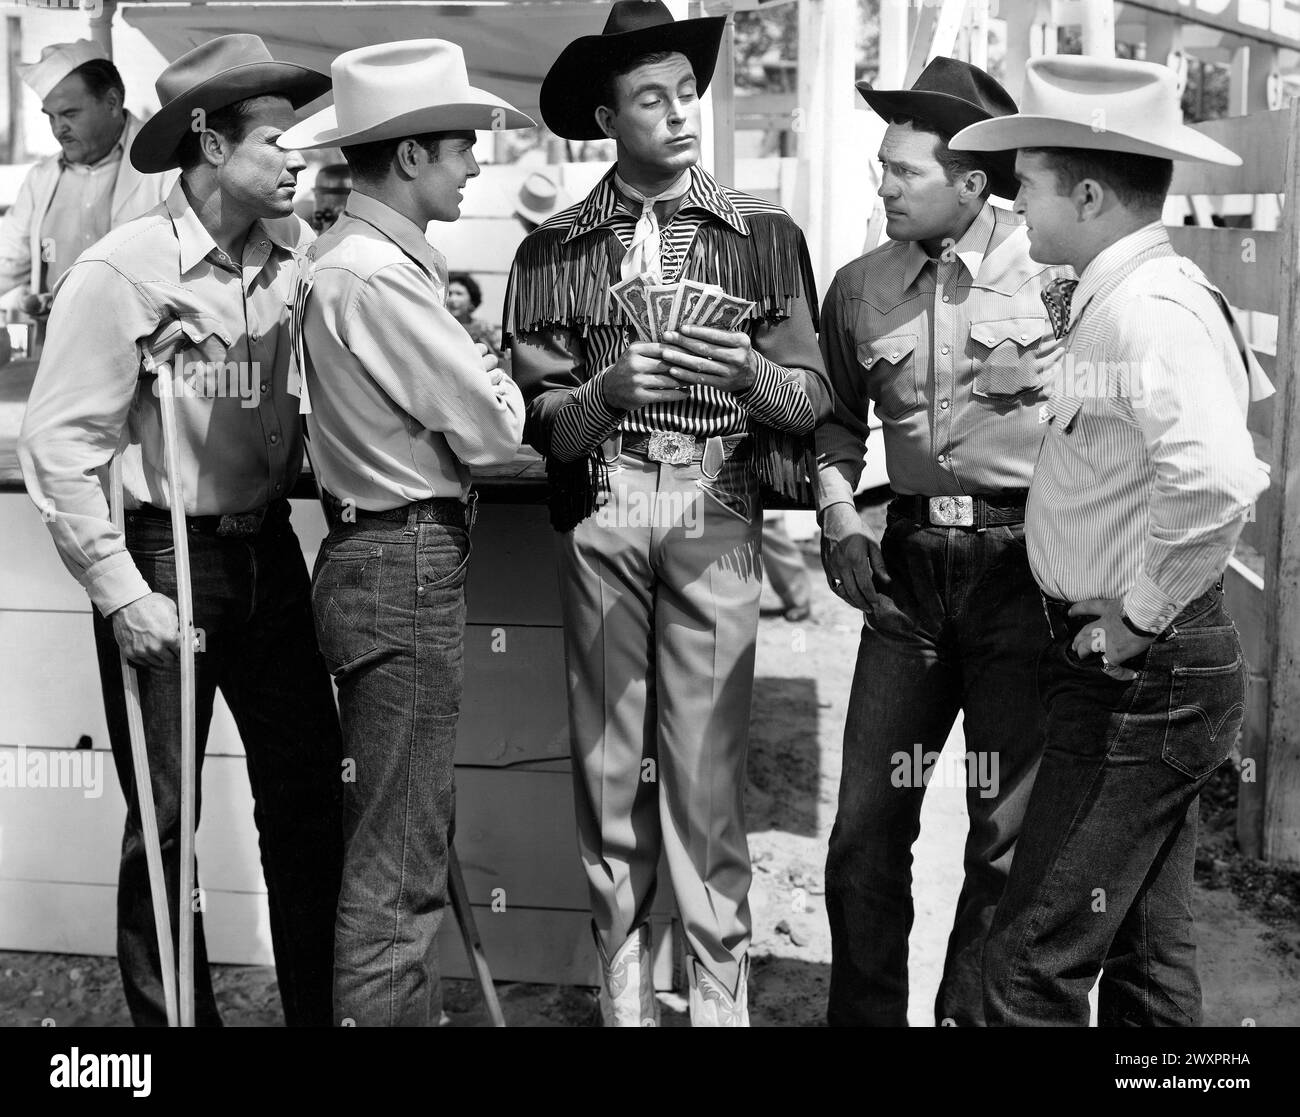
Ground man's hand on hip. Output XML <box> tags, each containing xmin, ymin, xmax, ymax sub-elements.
<box><xmin>659</xmin><ymin>324</ymin><xmax>757</xmax><ymax>394</ymax></box>
<box><xmin>110</xmin><ymin>592</ymin><xmax>181</xmax><ymax>669</ymax></box>
<box><xmin>1069</xmin><ymin>597</ymin><xmax>1154</xmax><ymax>681</ymax></box>
<box><xmin>600</xmin><ymin>342</ymin><xmax>688</xmax><ymax>410</ymax></box>
<box><xmin>820</xmin><ymin>503</ymin><xmax>912</xmax><ymax>631</ymax></box>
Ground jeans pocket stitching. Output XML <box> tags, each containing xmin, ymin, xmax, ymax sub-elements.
<box><xmin>313</xmin><ymin>547</ymin><xmax>382</xmax><ymax>674</ymax></box>
<box><xmin>1160</xmin><ymin>654</ymin><xmax>1245</xmax><ymax>779</ymax></box>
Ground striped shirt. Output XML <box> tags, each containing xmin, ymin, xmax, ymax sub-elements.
<box><xmin>1027</xmin><ymin>221</ymin><xmax>1269</xmax><ymax>633</ymax></box>
<box><xmin>817</xmin><ymin>201</ymin><xmax>1071</xmax><ymax>508</ymax></box>
<box><xmin>508</xmin><ymin>165</ymin><xmax>827</xmax><ymax>463</ymax></box>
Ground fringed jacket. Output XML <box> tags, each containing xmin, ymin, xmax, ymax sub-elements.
<box><xmin>504</xmin><ymin>164</ymin><xmax>832</xmax><ymax>531</ymax></box>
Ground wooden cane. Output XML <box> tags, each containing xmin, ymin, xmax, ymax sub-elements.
<box><xmin>148</xmin><ymin>348</ymin><xmax>198</xmax><ymax>1027</ymax></box>
<box><xmin>108</xmin><ymin>455</ymin><xmax>180</xmax><ymax>1028</ymax></box>
<box><xmin>447</xmin><ymin>848</ymin><xmax>506</xmax><ymax>1027</ymax></box>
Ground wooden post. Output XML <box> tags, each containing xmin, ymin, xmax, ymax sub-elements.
<box><xmin>1078</xmin><ymin>0</ymin><xmax>1115</xmax><ymax>57</ymax></box>
<box><xmin>89</xmin><ymin>0</ymin><xmax>117</xmax><ymax>59</ymax></box>
<box><xmin>1264</xmin><ymin>98</ymin><xmax>1300</xmax><ymax>864</ymax></box>
<box><xmin>5</xmin><ymin>16</ymin><xmax>23</xmax><ymax>165</ymax></box>
<box><xmin>795</xmin><ymin>0</ymin><xmax>869</xmax><ymax>292</ymax></box>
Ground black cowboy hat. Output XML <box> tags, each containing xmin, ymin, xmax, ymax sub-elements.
<box><xmin>856</xmin><ymin>57</ymin><xmax>1020</xmax><ymax>200</ymax></box>
<box><xmin>132</xmin><ymin>34</ymin><xmax>331</xmax><ymax>173</ymax></box>
<box><xmin>540</xmin><ymin>0</ymin><xmax>726</xmax><ymax>141</ymax></box>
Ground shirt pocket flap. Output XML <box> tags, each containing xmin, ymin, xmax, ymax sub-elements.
<box><xmin>145</xmin><ymin>315</ymin><xmax>232</xmax><ymax>369</ymax></box>
<box><xmin>970</xmin><ymin>317</ymin><xmax>1050</xmax><ymax>398</ymax></box>
<box><xmin>969</xmin><ymin>316</ymin><xmax>1050</xmax><ymax>352</ymax></box>
<box><xmin>858</xmin><ymin>333</ymin><xmax>918</xmax><ymax>368</ymax></box>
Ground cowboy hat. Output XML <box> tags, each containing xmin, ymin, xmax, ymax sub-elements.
<box><xmin>19</xmin><ymin>40</ymin><xmax>109</xmax><ymax>101</ymax></box>
<box><xmin>278</xmin><ymin>40</ymin><xmax>534</xmax><ymax>150</ymax></box>
<box><xmin>514</xmin><ymin>171</ymin><xmax>571</xmax><ymax>227</ymax></box>
<box><xmin>949</xmin><ymin>55</ymin><xmax>1241</xmax><ymax>165</ymax></box>
<box><xmin>540</xmin><ymin>0</ymin><xmax>726</xmax><ymax>141</ymax></box>
<box><xmin>857</xmin><ymin>56</ymin><xmax>1020</xmax><ymax>199</ymax></box>
<box><xmin>131</xmin><ymin>34</ymin><xmax>330</xmax><ymax>173</ymax></box>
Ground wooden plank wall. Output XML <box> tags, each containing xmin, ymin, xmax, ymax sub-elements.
<box><xmin>1166</xmin><ymin>104</ymin><xmax>1299</xmax><ymax>859</ymax></box>
<box><xmin>0</xmin><ymin>494</ymin><xmax>678</xmax><ymax>986</ymax></box>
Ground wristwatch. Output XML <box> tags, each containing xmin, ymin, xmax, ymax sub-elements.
<box><xmin>1121</xmin><ymin>612</ymin><xmax>1160</xmax><ymax>639</ymax></box>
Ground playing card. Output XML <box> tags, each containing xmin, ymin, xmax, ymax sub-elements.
<box><xmin>647</xmin><ymin>284</ymin><xmax>682</xmax><ymax>337</ymax></box>
<box><xmin>701</xmin><ymin>293</ymin><xmax>756</xmax><ymax>332</ymax></box>
<box><xmin>610</xmin><ymin>276</ymin><xmax>656</xmax><ymax>341</ymax></box>
<box><xmin>674</xmin><ymin>280</ymin><xmax>716</xmax><ymax>328</ymax></box>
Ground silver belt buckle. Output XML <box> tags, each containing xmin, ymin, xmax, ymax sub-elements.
<box><xmin>647</xmin><ymin>430</ymin><xmax>695</xmax><ymax>466</ymax></box>
<box><xmin>217</xmin><ymin>507</ymin><xmax>267</xmax><ymax>537</ymax></box>
<box><xmin>929</xmin><ymin>495</ymin><xmax>974</xmax><ymax>527</ymax></box>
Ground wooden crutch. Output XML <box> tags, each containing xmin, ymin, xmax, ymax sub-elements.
<box><xmin>108</xmin><ymin>454</ymin><xmax>180</xmax><ymax>1028</ymax></box>
<box><xmin>141</xmin><ymin>325</ymin><xmax>199</xmax><ymax>1026</ymax></box>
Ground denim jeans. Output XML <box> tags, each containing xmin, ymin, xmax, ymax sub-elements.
<box><xmin>93</xmin><ymin>504</ymin><xmax>344</xmax><ymax>1027</ymax></box>
<box><xmin>312</xmin><ymin>502</ymin><xmax>470</xmax><ymax>1027</ymax></box>
<box><xmin>983</xmin><ymin>586</ymin><xmax>1246</xmax><ymax>1027</ymax></box>
<box><xmin>825</xmin><ymin>508</ymin><xmax>1047</xmax><ymax>1026</ymax></box>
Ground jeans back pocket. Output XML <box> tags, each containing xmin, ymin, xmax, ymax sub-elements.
<box><xmin>1161</xmin><ymin>652</ymin><xmax>1246</xmax><ymax>779</ymax></box>
<box><xmin>312</xmin><ymin>543</ymin><xmax>382</xmax><ymax>676</ymax></box>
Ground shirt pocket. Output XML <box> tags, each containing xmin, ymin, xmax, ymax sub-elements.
<box><xmin>148</xmin><ymin>315</ymin><xmax>235</xmax><ymax>399</ymax></box>
<box><xmin>858</xmin><ymin>333</ymin><xmax>920</xmax><ymax>420</ymax></box>
<box><xmin>969</xmin><ymin>316</ymin><xmax>1050</xmax><ymax>400</ymax></box>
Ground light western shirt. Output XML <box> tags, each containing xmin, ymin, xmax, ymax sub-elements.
<box><xmin>19</xmin><ymin>180</ymin><xmax>312</xmax><ymax>616</ymax></box>
<box><xmin>41</xmin><ymin>135</ymin><xmax>124</xmax><ymax>291</ymax></box>
<box><xmin>1027</xmin><ymin>222</ymin><xmax>1270</xmax><ymax>633</ymax></box>
<box><xmin>297</xmin><ymin>191</ymin><xmax>524</xmax><ymax>510</ymax></box>
<box><xmin>817</xmin><ymin>201</ymin><xmax>1072</xmax><ymax>508</ymax></box>
<box><xmin>509</xmin><ymin>165</ymin><xmax>829</xmax><ymax>463</ymax></box>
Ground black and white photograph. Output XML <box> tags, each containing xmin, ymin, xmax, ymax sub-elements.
<box><xmin>0</xmin><ymin>0</ymin><xmax>1295</xmax><ymax>1090</ymax></box>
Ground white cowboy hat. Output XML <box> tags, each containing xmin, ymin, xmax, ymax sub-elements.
<box><xmin>279</xmin><ymin>39</ymin><xmax>534</xmax><ymax>150</ymax></box>
<box><xmin>950</xmin><ymin>54</ymin><xmax>1240</xmax><ymax>166</ymax></box>
<box><xmin>19</xmin><ymin>40</ymin><xmax>109</xmax><ymax>101</ymax></box>
<box><xmin>514</xmin><ymin>171</ymin><xmax>571</xmax><ymax>226</ymax></box>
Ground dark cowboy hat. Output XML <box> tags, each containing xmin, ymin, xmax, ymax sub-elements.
<box><xmin>856</xmin><ymin>57</ymin><xmax>1020</xmax><ymax>199</ymax></box>
<box><xmin>540</xmin><ymin>0</ymin><xmax>726</xmax><ymax>141</ymax></box>
<box><xmin>132</xmin><ymin>34</ymin><xmax>331</xmax><ymax>173</ymax></box>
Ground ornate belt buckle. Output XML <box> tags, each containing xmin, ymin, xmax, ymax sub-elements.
<box><xmin>647</xmin><ymin>430</ymin><xmax>695</xmax><ymax>466</ymax></box>
<box><xmin>217</xmin><ymin>507</ymin><xmax>267</xmax><ymax>537</ymax></box>
<box><xmin>929</xmin><ymin>495</ymin><xmax>974</xmax><ymax>527</ymax></box>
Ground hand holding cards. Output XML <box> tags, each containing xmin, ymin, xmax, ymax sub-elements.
<box><xmin>610</xmin><ymin>276</ymin><xmax>755</xmax><ymax>342</ymax></box>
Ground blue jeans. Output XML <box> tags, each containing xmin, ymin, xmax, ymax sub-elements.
<box><xmin>983</xmin><ymin>586</ymin><xmax>1246</xmax><ymax>1026</ymax></box>
<box><xmin>311</xmin><ymin>501</ymin><xmax>470</xmax><ymax>1027</ymax></box>
<box><xmin>826</xmin><ymin>509</ymin><xmax>1047</xmax><ymax>1026</ymax></box>
<box><xmin>93</xmin><ymin>503</ymin><xmax>344</xmax><ymax>1027</ymax></box>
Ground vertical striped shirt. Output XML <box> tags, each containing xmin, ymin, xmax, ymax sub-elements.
<box><xmin>1027</xmin><ymin>222</ymin><xmax>1270</xmax><ymax>633</ymax></box>
<box><xmin>508</xmin><ymin>165</ymin><xmax>827</xmax><ymax>463</ymax></box>
<box><xmin>817</xmin><ymin>202</ymin><xmax>1070</xmax><ymax>508</ymax></box>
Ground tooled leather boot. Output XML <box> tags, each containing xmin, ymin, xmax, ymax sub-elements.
<box><xmin>687</xmin><ymin>953</ymin><xmax>750</xmax><ymax>1027</ymax></box>
<box><xmin>595</xmin><ymin>924</ymin><xmax>659</xmax><ymax>1027</ymax></box>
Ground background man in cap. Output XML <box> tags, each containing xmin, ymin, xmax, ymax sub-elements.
<box><xmin>280</xmin><ymin>38</ymin><xmax>529</xmax><ymax>1027</ymax></box>
<box><xmin>817</xmin><ymin>57</ymin><xmax>1070</xmax><ymax>1027</ymax></box>
<box><xmin>19</xmin><ymin>34</ymin><xmax>341</xmax><ymax>1027</ymax></box>
<box><xmin>506</xmin><ymin>0</ymin><xmax>831</xmax><ymax>1027</ymax></box>
<box><xmin>951</xmin><ymin>54</ymin><xmax>1271</xmax><ymax>1026</ymax></box>
<box><xmin>0</xmin><ymin>40</ymin><xmax>176</xmax><ymax>315</ymax></box>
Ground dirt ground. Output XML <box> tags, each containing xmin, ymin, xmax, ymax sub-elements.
<box><xmin>3</xmin><ymin>502</ymin><xmax>1299</xmax><ymax>1028</ymax></box>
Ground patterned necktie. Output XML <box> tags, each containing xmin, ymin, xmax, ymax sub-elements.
<box><xmin>613</xmin><ymin>169</ymin><xmax>692</xmax><ymax>282</ymax></box>
<box><xmin>1041</xmin><ymin>277</ymin><xmax>1079</xmax><ymax>340</ymax></box>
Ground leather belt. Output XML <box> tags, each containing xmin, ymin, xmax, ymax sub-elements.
<box><xmin>620</xmin><ymin>432</ymin><xmax>750</xmax><ymax>466</ymax></box>
<box><xmin>893</xmin><ymin>492</ymin><xmax>1027</xmax><ymax>529</ymax></box>
<box><xmin>322</xmin><ymin>490</ymin><xmax>474</xmax><ymax>530</ymax></box>
<box><xmin>132</xmin><ymin>499</ymin><xmax>287</xmax><ymax>538</ymax></box>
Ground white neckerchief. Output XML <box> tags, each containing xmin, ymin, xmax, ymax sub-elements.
<box><xmin>613</xmin><ymin>168</ymin><xmax>692</xmax><ymax>282</ymax></box>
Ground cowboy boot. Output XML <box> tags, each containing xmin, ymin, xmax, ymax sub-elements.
<box><xmin>687</xmin><ymin>954</ymin><xmax>750</xmax><ymax>1027</ymax></box>
<box><xmin>595</xmin><ymin>924</ymin><xmax>659</xmax><ymax>1027</ymax></box>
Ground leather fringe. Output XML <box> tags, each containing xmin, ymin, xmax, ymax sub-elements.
<box><xmin>753</xmin><ymin>427</ymin><xmax>818</xmax><ymax>506</ymax></box>
<box><xmin>547</xmin><ymin>452</ymin><xmax>611</xmax><ymax>533</ymax></box>
<box><xmin>505</xmin><ymin>211</ymin><xmax>817</xmax><ymax>339</ymax></box>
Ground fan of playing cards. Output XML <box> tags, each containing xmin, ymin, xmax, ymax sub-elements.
<box><xmin>610</xmin><ymin>277</ymin><xmax>756</xmax><ymax>342</ymax></box>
